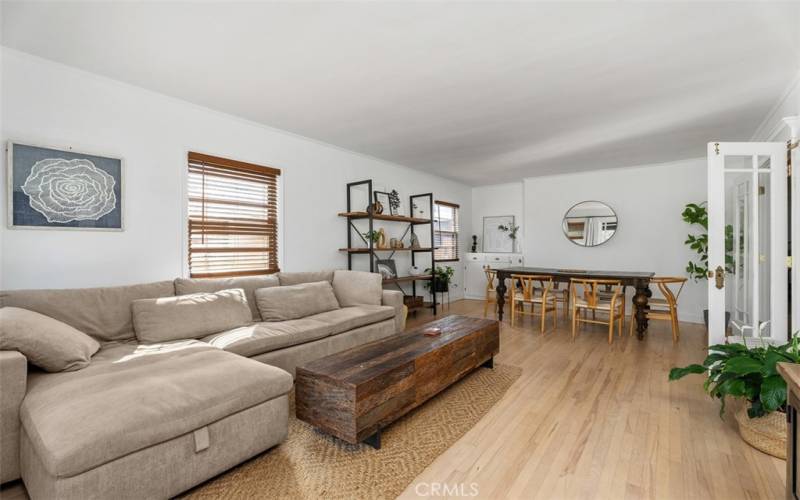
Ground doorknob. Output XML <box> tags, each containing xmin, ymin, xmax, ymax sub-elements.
<box><xmin>714</xmin><ymin>265</ymin><xmax>725</xmax><ymax>289</ymax></box>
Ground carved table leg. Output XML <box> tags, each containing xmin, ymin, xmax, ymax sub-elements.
<box><xmin>633</xmin><ymin>279</ymin><xmax>652</xmax><ymax>340</ymax></box>
<box><xmin>496</xmin><ymin>277</ymin><xmax>507</xmax><ymax>322</ymax></box>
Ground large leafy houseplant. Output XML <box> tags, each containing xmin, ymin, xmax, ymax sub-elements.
<box><xmin>669</xmin><ymin>338</ymin><xmax>800</xmax><ymax>418</ymax></box>
<box><xmin>682</xmin><ymin>202</ymin><xmax>734</xmax><ymax>281</ymax></box>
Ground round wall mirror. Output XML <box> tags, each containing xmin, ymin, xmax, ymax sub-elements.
<box><xmin>562</xmin><ymin>201</ymin><xmax>618</xmax><ymax>247</ymax></box>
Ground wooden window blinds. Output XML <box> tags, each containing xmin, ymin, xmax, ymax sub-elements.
<box><xmin>434</xmin><ymin>200</ymin><xmax>460</xmax><ymax>261</ymax></box>
<box><xmin>187</xmin><ymin>152</ymin><xmax>280</xmax><ymax>278</ymax></box>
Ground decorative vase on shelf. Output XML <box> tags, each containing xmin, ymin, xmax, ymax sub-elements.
<box><xmin>409</xmin><ymin>265</ymin><xmax>423</xmax><ymax>276</ymax></box>
<box><xmin>377</xmin><ymin>228</ymin><xmax>387</xmax><ymax>249</ymax></box>
<box><xmin>410</xmin><ymin>233</ymin><xmax>420</xmax><ymax>249</ymax></box>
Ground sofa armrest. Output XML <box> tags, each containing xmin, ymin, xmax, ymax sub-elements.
<box><xmin>0</xmin><ymin>350</ymin><xmax>27</xmax><ymax>483</ymax></box>
<box><xmin>382</xmin><ymin>290</ymin><xmax>406</xmax><ymax>333</ymax></box>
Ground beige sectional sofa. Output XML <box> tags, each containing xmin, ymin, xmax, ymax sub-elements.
<box><xmin>0</xmin><ymin>270</ymin><xmax>405</xmax><ymax>499</ymax></box>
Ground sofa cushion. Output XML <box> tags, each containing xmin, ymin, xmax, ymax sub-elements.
<box><xmin>0</xmin><ymin>281</ymin><xmax>175</xmax><ymax>342</ymax></box>
<box><xmin>331</xmin><ymin>270</ymin><xmax>383</xmax><ymax>306</ymax></box>
<box><xmin>174</xmin><ymin>275</ymin><xmax>279</xmax><ymax>321</ymax></box>
<box><xmin>203</xmin><ymin>318</ymin><xmax>332</xmax><ymax>357</ymax></box>
<box><xmin>276</xmin><ymin>271</ymin><xmax>334</xmax><ymax>286</ymax></box>
<box><xmin>307</xmin><ymin>305</ymin><xmax>395</xmax><ymax>336</ymax></box>
<box><xmin>132</xmin><ymin>289</ymin><xmax>252</xmax><ymax>344</ymax></box>
<box><xmin>255</xmin><ymin>281</ymin><xmax>339</xmax><ymax>322</ymax></box>
<box><xmin>20</xmin><ymin>340</ymin><xmax>293</xmax><ymax>478</ymax></box>
<box><xmin>0</xmin><ymin>307</ymin><xmax>100</xmax><ymax>372</ymax></box>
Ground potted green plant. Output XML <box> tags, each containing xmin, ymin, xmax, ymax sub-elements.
<box><xmin>362</xmin><ymin>230</ymin><xmax>381</xmax><ymax>244</ymax></box>
<box><xmin>682</xmin><ymin>202</ymin><xmax>734</xmax><ymax>328</ymax></box>
<box><xmin>424</xmin><ymin>265</ymin><xmax>455</xmax><ymax>293</ymax></box>
<box><xmin>669</xmin><ymin>338</ymin><xmax>800</xmax><ymax>458</ymax></box>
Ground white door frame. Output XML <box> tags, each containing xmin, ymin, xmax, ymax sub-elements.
<box><xmin>786</xmin><ymin>117</ymin><xmax>799</xmax><ymax>336</ymax></box>
<box><xmin>707</xmin><ymin>142</ymin><xmax>787</xmax><ymax>346</ymax></box>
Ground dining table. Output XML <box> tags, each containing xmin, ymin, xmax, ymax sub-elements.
<box><xmin>494</xmin><ymin>267</ymin><xmax>656</xmax><ymax>340</ymax></box>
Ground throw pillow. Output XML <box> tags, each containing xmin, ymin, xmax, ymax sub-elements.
<box><xmin>331</xmin><ymin>270</ymin><xmax>383</xmax><ymax>306</ymax></box>
<box><xmin>132</xmin><ymin>288</ymin><xmax>252</xmax><ymax>344</ymax></box>
<box><xmin>0</xmin><ymin>307</ymin><xmax>100</xmax><ymax>372</ymax></box>
<box><xmin>255</xmin><ymin>281</ymin><xmax>340</xmax><ymax>321</ymax></box>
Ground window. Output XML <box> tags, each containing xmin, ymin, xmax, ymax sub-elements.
<box><xmin>433</xmin><ymin>200</ymin><xmax>460</xmax><ymax>261</ymax></box>
<box><xmin>187</xmin><ymin>152</ymin><xmax>280</xmax><ymax>278</ymax></box>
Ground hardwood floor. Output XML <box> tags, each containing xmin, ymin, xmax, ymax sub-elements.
<box><xmin>399</xmin><ymin>299</ymin><xmax>785</xmax><ymax>500</ymax></box>
<box><xmin>0</xmin><ymin>299</ymin><xmax>785</xmax><ymax>500</ymax></box>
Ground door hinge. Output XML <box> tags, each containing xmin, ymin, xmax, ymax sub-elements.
<box><xmin>714</xmin><ymin>142</ymin><xmax>720</xmax><ymax>155</ymax></box>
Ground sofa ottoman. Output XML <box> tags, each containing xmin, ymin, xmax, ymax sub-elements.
<box><xmin>19</xmin><ymin>340</ymin><xmax>292</xmax><ymax>500</ymax></box>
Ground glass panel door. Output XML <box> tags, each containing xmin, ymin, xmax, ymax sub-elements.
<box><xmin>708</xmin><ymin>143</ymin><xmax>787</xmax><ymax>346</ymax></box>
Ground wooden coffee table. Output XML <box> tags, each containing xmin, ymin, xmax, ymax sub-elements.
<box><xmin>295</xmin><ymin>315</ymin><xmax>499</xmax><ymax>449</ymax></box>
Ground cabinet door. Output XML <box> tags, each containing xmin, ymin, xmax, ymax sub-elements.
<box><xmin>465</xmin><ymin>262</ymin><xmax>488</xmax><ymax>299</ymax></box>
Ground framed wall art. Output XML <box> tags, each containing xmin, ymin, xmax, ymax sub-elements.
<box><xmin>482</xmin><ymin>215</ymin><xmax>515</xmax><ymax>253</ymax></box>
<box><xmin>7</xmin><ymin>141</ymin><xmax>123</xmax><ymax>230</ymax></box>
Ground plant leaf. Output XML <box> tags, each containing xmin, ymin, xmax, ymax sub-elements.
<box><xmin>668</xmin><ymin>365</ymin><xmax>705</xmax><ymax>380</ymax></box>
<box><xmin>760</xmin><ymin>375</ymin><xmax>787</xmax><ymax>413</ymax></box>
<box><xmin>722</xmin><ymin>356</ymin><xmax>762</xmax><ymax>375</ymax></box>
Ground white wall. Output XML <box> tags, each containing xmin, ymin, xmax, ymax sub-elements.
<box><xmin>521</xmin><ymin>159</ymin><xmax>708</xmax><ymax>323</ymax></box>
<box><xmin>0</xmin><ymin>49</ymin><xmax>471</xmax><ymax>298</ymax></box>
<box><xmin>470</xmin><ymin>182</ymin><xmax>524</xmax><ymax>253</ymax></box>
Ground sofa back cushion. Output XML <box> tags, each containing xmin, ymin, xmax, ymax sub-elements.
<box><xmin>0</xmin><ymin>307</ymin><xmax>100</xmax><ymax>372</ymax></box>
<box><xmin>0</xmin><ymin>281</ymin><xmax>175</xmax><ymax>342</ymax></box>
<box><xmin>174</xmin><ymin>275</ymin><xmax>279</xmax><ymax>321</ymax></box>
<box><xmin>132</xmin><ymin>289</ymin><xmax>252</xmax><ymax>344</ymax></box>
<box><xmin>276</xmin><ymin>271</ymin><xmax>334</xmax><ymax>286</ymax></box>
<box><xmin>255</xmin><ymin>281</ymin><xmax>339</xmax><ymax>321</ymax></box>
<box><xmin>332</xmin><ymin>270</ymin><xmax>383</xmax><ymax>306</ymax></box>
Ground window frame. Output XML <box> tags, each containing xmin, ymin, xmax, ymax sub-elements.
<box><xmin>185</xmin><ymin>151</ymin><xmax>281</xmax><ymax>279</ymax></box>
<box><xmin>433</xmin><ymin>200</ymin><xmax>460</xmax><ymax>262</ymax></box>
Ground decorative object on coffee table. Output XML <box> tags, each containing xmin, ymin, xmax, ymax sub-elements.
<box><xmin>8</xmin><ymin>141</ymin><xmax>123</xmax><ymax>230</ymax></box>
<box><xmin>295</xmin><ymin>315</ymin><xmax>499</xmax><ymax>449</ymax></box>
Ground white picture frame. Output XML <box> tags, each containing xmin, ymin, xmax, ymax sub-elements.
<box><xmin>482</xmin><ymin>215</ymin><xmax>515</xmax><ymax>253</ymax></box>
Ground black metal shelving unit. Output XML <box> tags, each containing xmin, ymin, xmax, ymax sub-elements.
<box><xmin>340</xmin><ymin>179</ymin><xmax>437</xmax><ymax>315</ymax></box>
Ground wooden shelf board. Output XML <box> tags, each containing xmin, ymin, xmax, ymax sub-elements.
<box><xmin>383</xmin><ymin>275</ymin><xmax>433</xmax><ymax>284</ymax></box>
<box><xmin>338</xmin><ymin>211</ymin><xmax>431</xmax><ymax>224</ymax></box>
<box><xmin>338</xmin><ymin>247</ymin><xmax>433</xmax><ymax>253</ymax></box>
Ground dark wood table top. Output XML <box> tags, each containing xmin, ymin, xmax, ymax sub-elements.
<box><xmin>495</xmin><ymin>266</ymin><xmax>654</xmax><ymax>280</ymax></box>
<box><xmin>298</xmin><ymin>315</ymin><xmax>498</xmax><ymax>386</ymax></box>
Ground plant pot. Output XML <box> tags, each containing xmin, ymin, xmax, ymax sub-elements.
<box><xmin>703</xmin><ymin>309</ymin><xmax>731</xmax><ymax>332</ymax></box>
<box><xmin>734</xmin><ymin>405</ymin><xmax>786</xmax><ymax>459</ymax></box>
<box><xmin>433</xmin><ymin>281</ymin><xmax>449</xmax><ymax>293</ymax></box>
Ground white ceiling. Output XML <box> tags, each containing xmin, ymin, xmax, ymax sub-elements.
<box><xmin>2</xmin><ymin>2</ymin><xmax>799</xmax><ymax>185</ymax></box>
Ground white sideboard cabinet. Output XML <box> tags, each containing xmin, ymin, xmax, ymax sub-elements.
<box><xmin>464</xmin><ymin>253</ymin><xmax>524</xmax><ymax>299</ymax></box>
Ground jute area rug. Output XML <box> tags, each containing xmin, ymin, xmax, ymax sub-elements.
<box><xmin>183</xmin><ymin>363</ymin><xmax>521</xmax><ymax>500</ymax></box>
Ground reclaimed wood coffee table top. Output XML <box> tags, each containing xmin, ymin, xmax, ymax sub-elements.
<box><xmin>298</xmin><ymin>315</ymin><xmax>498</xmax><ymax>386</ymax></box>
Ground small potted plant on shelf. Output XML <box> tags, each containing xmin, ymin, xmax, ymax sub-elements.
<box><xmin>669</xmin><ymin>337</ymin><xmax>800</xmax><ymax>459</ymax></box>
<box><xmin>682</xmin><ymin>202</ymin><xmax>734</xmax><ymax>329</ymax></box>
<box><xmin>424</xmin><ymin>265</ymin><xmax>455</xmax><ymax>293</ymax></box>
